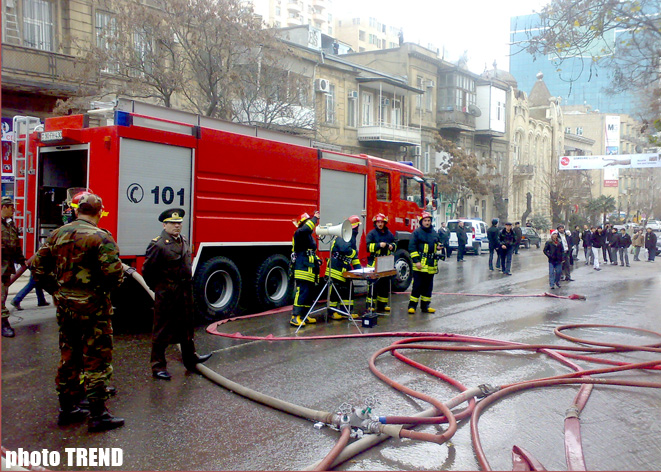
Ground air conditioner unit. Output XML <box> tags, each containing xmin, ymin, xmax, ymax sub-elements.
<box><xmin>315</xmin><ymin>78</ymin><xmax>330</xmax><ymax>93</ymax></box>
<box><xmin>413</xmin><ymin>145</ymin><xmax>422</xmax><ymax>156</ymax></box>
<box><xmin>426</xmin><ymin>80</ymin><xmax>435</xmax><ymax>88</ymax></box>
<box><xmin>348</xmin><ymin>90</ymin><xmax>358</xmax><ymax>99</ymax></box>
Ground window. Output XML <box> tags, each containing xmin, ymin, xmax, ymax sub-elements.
<box><xmin>358</xmin><ymin>30</ymin><xmax>365</xmax><ymax>41</ymax></box>
<box><xmin>565</xmin><ymin>126</ymin><xmax>572</xmax><ymax>133</ymax></box>
<box><xmin>362</xmin><ymin>92</ymin><xmax>373</xmax><ymax>125</ymax></box>
<box><xmin>400</xmin><ymin>175</ymin><xmax>424</xmax><ymax>208</ymax></box>
<box><xmin>423</xmin><ymin>144</ymin><xmax>431</xmax><ymax>173</ymax></box>
<box><xmin>132</xmin><ymin>31</ymin><xmax>153</xmax><ymax>76</ymax></box>
<box><xmin>576</xmin><ymin>127</ymin><xmax>583</xmax><ymax>136</ymax></box>
<box><xmin>23</xmin><ymin>0</ymin><xmax>54</xmax><ymax>51</ymax></box>
<box><xmin>369</xmin><ymin>34</ymin><xmax>377</xmax><ymax>45</ymax></box>
<box><xmin>416</xmin><ymin>76</ymin><xmax>424</xmax><ymax>108</ymax></box>
<box><xmin>95</xmin><ymin>11</ymin><xmax>118</xmax><ymax>74</ymax></box>
<box><xmin>325</xmin><ymin>83</ymin><xmax>335</xmax><ymax>123</ymax></box>
<box><xmin>352</xmin><ymin>18</ymin><xmax>360</xmax><ymax>25</ymax></box>
<box><xmin>275</xmin><ymin>6</ymin><xmax>281</xmax><ymax>15</ymax></box>
<box><xmin>425</xmin><ymin>83</ymin><xmax>433</xmax><ymax>111</ymax></box>
<box><xmin>347</xmin><ymin>93</ymin><xmax>357</xmax><ymax>128</ymax></box>
<box><xmin>376</xmin><ymin>172</ymin><xmax>391</xmax><ymax>201</ymax></box>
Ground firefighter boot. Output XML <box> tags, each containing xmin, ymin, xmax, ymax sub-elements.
<box><xmin>88</xmin><ymin>401</ymin><xmax>125</xmax><ymax>433</ymax></box>
<box><xmin>407</xmin><ymin>304</ymin><xmax>416</xmax><ymax>314</ymax></box>
<box><xmin>58</xmin><ymin>396</ymin><xmax>89</xmax><ymax>426</ymax></box>
<box><xmin>2</xmin><ymin>318</ymin><xmax>15</xmax><ymax>338</ymax></box>
<box><xmin>421</xmin><ymin>305</ymin><xmax>436</xmax><ymax>314</ymax></box>
<box><xmin>290</xmin><ymin>316</ymin><xmax>306</xmax><ymax>327</ymax></box>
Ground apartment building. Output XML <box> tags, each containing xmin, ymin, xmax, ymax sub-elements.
<box><xmin>251</xmin><ymin>0</ymin><xmax>334</xmax><ymax>35</ymax></box>
<box><xmin>334</xmin><ymin>16</ymin><xmax>401</xmax><ymax>53</ymax></box>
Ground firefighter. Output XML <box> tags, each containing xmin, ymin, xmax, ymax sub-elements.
<box><xmin>365</xmin><ymin>213</ymin><xmax>395</xmax><ymax>312</ymax></box>
<box><xmin>290</xmin><ymin>210</ymin><xmax>321</xmax><ymax>327</ymax></box>
<box><xmin>142</xmin><ymin>208</ymin><xmax>212</xmax><ymax>380</ymax></box>
<box><xmin>408</xmin><ymin>211</ymin><xmax>441</xmax><ymax>314</ymax></box>
<box><xmin>328</xmin><ymin>215</ymin><xmax>362</xmax><ymax>319</ymax></box>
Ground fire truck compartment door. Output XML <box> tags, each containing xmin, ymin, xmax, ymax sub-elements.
<box><xmin>319</xmin><ymin>168</ymin><xmax>366</xmax><ymax>252</ymax></box>
<box><xmin>117</xmin><ymin>138</ymin><xmax>192</xmax><ymax>255</ymax></box>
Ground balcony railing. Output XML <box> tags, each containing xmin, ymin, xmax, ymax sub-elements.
<box><xmin>1</xmin><ymin>43</ymin><xmax>83</xmax><ymax>92</ymax></box>
<box><xmin>436</xmin><ymin>107</ymin><xmax>475</xmax><ymax>130</ymax></box>
<box><xmin>357</xmin><ymin>122</ymin><xmax>421</xmax><ymax>146</ymax></box>
<box><xmin>513</xmin><ymin>164</ymin><xmax>535</xmax><ymax>177</ymax></box>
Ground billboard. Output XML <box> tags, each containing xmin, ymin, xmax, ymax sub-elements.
<box><xmin>559</xmin><ymin>153</ymin><xmax>661</xmax><ymax>170</ymax></box>
<box><xmin>1</xmin><ymin>118</ymin><xmax>13</xmax><ymax>179</ymax></box>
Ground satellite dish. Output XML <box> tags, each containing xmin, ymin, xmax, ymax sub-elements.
<box><xmin>468</xmin><ymin>104</ymin><xmax>482</xmax><ymax>117</ymax></box>
<box><xmin>635</xmin><ymin>145</ymin><xmax>643</xmax><ymax>153</ymax></box>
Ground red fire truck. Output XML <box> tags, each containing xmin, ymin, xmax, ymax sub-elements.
<box><xmin>13</xmin><ymin>99</ymin><xmax>435</xmax><ymax>320</ymax></box>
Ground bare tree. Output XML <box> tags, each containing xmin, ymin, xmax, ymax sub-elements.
<box><xmin>521</xmin><ymin>0</ymin><xmax>661</xmax><ymax>119</ymax></box>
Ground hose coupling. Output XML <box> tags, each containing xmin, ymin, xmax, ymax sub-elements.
<box><xmin>477</xmin><ymin>383</ymin><xmax>499</xmax><ymax>398</ymax></box>
<box><xmin>362</xmin><ymin>420</ymin><xmax>383</xmax><ymax>435</ymax></box>
<box><xmin>565</xmin><ymin>405</ymin><xmax>580</xmax><ymax>419</ymax></box>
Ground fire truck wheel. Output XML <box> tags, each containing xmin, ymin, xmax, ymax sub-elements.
<box><xmin>392</xmin><ymin>249</ymin><xmax>413</xmax><ymax>292</ymax></box>
<box><xmin>194</xmin><ymin>256</ymin><xmax>242</xmax><ymax>321</ymax></box>
<box><xmin>254</xmin><ymin>254</ymin><xmax>293</xmax><ymax>309</ymax></box>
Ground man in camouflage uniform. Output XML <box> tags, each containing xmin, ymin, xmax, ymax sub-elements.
<box><xmin>32</xmin><ymin>193</ymin><xmax>125</xmax><ymax>432</ymax></box>
<box><xmin>142</xmin><ymin>208</ymin><xmax>211</xmax><ymax>380</ymax></box>
<box><xmin>2</xmin><ymin>196</ymin><xmax>26</xmax><ymax>338</ymax></box>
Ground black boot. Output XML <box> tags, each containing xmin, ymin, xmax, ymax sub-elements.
<box><xmin>58</xmin><ymin>397</ymin><xmax>89</xmax><ymax>426</ymax></box>
<box><xmin>1</xmin><ymin>318</ymin><xmax>15</xmax><ymax>338</ymax></box>
<box><xmin>183</xmin><ymin>352</ymin><xmax>213</xmax><ymax>371</ymax></box>
<box><xmin>88</xmin><ymin>401</ymin><xmax>124</xmax><ymax>433</ymax></box>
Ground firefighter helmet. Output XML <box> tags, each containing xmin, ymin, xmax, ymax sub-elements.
<box><xmin>372</xmin><ymin>213</ymin><xmax>388</xmax><ymax>223</ymax></box>
<box><xmin>70</xmin><ymin>191</ymin><xmax>92</xmax><ymax>209</ymax></box>
<box><xmin>348</xmin><ymin>215</ymin><xmax>361</xmax><ymax>228</ymax></box>
<box><xmin>292</xmin><ymin>212</ymin><xmax>310</xmax><ymax>227</ymax></box>
<box><xmin>419</xmin><ymin>211</ymin><xmax>432</xmax><ymax>222</ymax></box>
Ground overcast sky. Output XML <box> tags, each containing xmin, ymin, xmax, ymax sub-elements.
<box><xmin>333</xmin><ymin>0</ymin><xmax>549</xmax><ymax>73</ymax></box>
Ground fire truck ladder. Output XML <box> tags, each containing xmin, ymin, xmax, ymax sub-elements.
<box><xmin>12</xmin><ymin>116</ymin><xmax>42</xmax><ymax>255</ymax></box>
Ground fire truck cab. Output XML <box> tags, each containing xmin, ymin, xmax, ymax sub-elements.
<box><xmin>16</xmin><ymin>99</ymin><xmax>436</xmax><ymax>320</ymax></box>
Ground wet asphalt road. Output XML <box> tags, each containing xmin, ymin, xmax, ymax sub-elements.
<box><xmin>2</xmin><ymin>247</ymin><xmax>661</xmax><ymax>471</ymax></box>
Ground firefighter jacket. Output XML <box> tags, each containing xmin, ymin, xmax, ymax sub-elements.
<box><xmin>328</xmin><ymin>230</ymin><xmax>361</xmax><ymax>282</ymax></box>
<box><xmin>292</xmin><ymin>216</ymin><xmax>321</xmax><ymax>283</ymax></box>
<box><xmin>2</xmin><ymin>217</ymin><xmax>26</xmax><ymax>282</ymax></box>
<box><xmin>409</xmin><ymin>225</ymin><xmax>441</xmax><ymax>274</ymax></box>
<box><xmin>366</xmin><ymin>225</ymin><xmax>395</xmax><ymax>267</ymax></box>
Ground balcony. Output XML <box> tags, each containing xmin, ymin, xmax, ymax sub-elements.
<box><xmin>287</xmin><ymin>0</ymin><xmax>302</xmax><ymax>13</ymax></box>
<box><xmin>313</xmin><ymin>10</ymin><xmax>326</xmax><ymax>22</ymax></box>
<box><xmin>313</xmin><ymin>0</ymin><xmax>327</xmax><ymax>10</ymax></box>
<box><xmin>358</xmin><ymin>122</ymin><xmax>421</xmax><ymax>146</ymax></box>
<box><xmin>437</xmin><ymin>107</ymin><xmax>475</xmax><ymax>131</ymax></box>
<box><xmin>1</xmin><ymin>44</ymin><xmax>83</xmax><ymax>94</ymax></box>
<box><xmin>286</xmin><ymin>16</ymin><xmax>303</xmax><ymax>26</ymax></box>
<box><xmin>513</xmin><ymin>164</ymin><xmax>535</xmax><ymax>179</ymax></box>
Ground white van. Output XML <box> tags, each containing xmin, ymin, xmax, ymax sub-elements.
<box><xmin>446</xmin><ymin>219</ymin><xmax>488</xmax><ymax>255</ymax></box>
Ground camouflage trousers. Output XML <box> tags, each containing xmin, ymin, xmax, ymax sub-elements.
<box><xmin>55</xmin><ymin>299</ymin><xmax>114</xmax><ymax>404</ymax></box>
<box><xmin>1</xmin><ymin>281</ymin><xmax>9</xmax><ymax>319</ymax></box>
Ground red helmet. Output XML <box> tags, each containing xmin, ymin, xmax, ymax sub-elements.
<box><xmin>348</xmin><ymin>215</ymin><xmax>361</xmax><ymax>228</ymax></box>
<box><xmin>419</xmin><ymin>211</ymin><xmax>432</xmax><ymax>222</ymax></box>
<box><xmin>70</xmin><ymin>191</ymin><xmax>92</xmax><ymax>209</ymax></box>
<box><xmin>372</xmin><ymin>213</ymin><xmax>388</xmax><ymax>223</ymax></box>
<box><xmin>292</xmin><ymin>212</ymin><xmax>310</xmax><ymax>227</ymax></box>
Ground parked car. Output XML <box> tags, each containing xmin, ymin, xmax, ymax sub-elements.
<box><xmin>657</xmin><ymin>236</ymin><xmax>661</xmax><ymax>256</ymax></box>
<box><xmin>519</xmin><ymin>227</ymin><xmax>541</xmax><ymax>249</ymax></box>
<box><xmin>645</xmin><ymin>219</ymin><xmax>661</xmax><ymax>231</ymax></box>
<box><xmin>447</xmin><ymin>218</ymin><xmax>488</xmax><ymax>255</ymax></box>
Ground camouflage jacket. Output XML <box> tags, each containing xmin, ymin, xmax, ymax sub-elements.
<box><xmin>2</xmin><ymin>217</ymin><xmax>26</xmax><ymax>279</ymax></box>
<box><xmin>32</xmin><ymin>219</ymin><xmax>124</xmax><ymax>302</ymax></box>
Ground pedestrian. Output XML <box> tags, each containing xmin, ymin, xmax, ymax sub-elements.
<box><xmin>573</xmin><ymin>225</ymin><xmax>582</xmax><ymax>261</ymax></box>
<box><xmin>289</xmin><ymin>210</ymin><xmax>322</xmax><ymax>327</ymax></box>
<box><xmin>498</xmin><ymin>222</ymin><xmax>516</xmax><ymax>275</ymax></box>
<box><xmin>456</xmin><ymin>220</ymin><xmax>468</xmax><ymax>262</ymax></box>
<box><xmin>591</xmin><ymin>226</ymin><xmax>605</xmax><ymax>271</ymax></box>
<box><xmin>543</xmin><ymin>230</ymin><xmax>563</xmax><ymax>289</ymax></box>
<box><xmin>438</xmin><ymin>221</ymin><xmax>450</xmax><ymax>255</ymax></box>
<box><xmin>608</xmin><ymin>227</ymin><xmax>620</xmax><ymax>265</ymax></box>
<box><xmin>644</xmin><ymin>227</ymin><xmax>657</xmax><ymax>262</ymax></box>
<box><xmin>408</xmin><ymin>212</ymin><xmax>441</xmax><ymax>314</ymax></box>
<box><xmin>557</xmin><ymin>224</ymin><xmax>574</xmax><ymax>281</ymax></box>
<box><xmin>328</xmin><ymin>215</ymin><xmax>362</xmax><ymax>318</ymax></box>
<box><xmin>32</xmin><ymin>193</ymin><xmax>124</xmax><ymax>432</ymax></box>
<box><xmin>366</xmin><ymin>213</ymin><xmax>395</xmax><ymax>313</ymax></box>
<box><xmin>632</xmin><ymin>229</ymin><xmax>644</xmax><ymax>261</ymax></box>
<box><xmin>142</xmin><ymin>207</ymin><xmax>212</xmax><ymax>380</ymax></box>
<box><xmin>582</xmin><ymin>225</ymin><xmax>593</xmax><ymax>265</ymax></box>
<box><xmin>487</xmin><ymin>218</ymin><xmax>501</xmax><ymax>271</ymax></box>
<box><xmin>604</xmin><ymin>224</ymin><xmax>613</xmax><ymax>263</ymax></box>
<box><xmin>11</xmin><ymin>272</ymin><xmax>50</xmax><ymax>310</ymax></box>
<box><xmin>618</xmin><ymin>227</ymin><xmax>631</xmax><ymax>267</ymax></box>
<box><xmin>513</xmin><ymin>222</ymin><xmax>522</xmax><ymax>255</ymax></box>
<box><xmin>2</xmin><ymin>197</ymin><xmax>27</xmax><ymax>338</ymax></box>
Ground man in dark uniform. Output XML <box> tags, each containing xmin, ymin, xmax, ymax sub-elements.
<box><xmin>366</xmin><ymin>213</ymin><xmax>395</xmax><ymax>313</ymax></box>
<box><xmin>32</xmin><ymin>193</ymin><xmax>124</xmax><ymax>432</ymax></box>
<box><xmin>143</xmin><ymin>208</ymin><xmax>212</xmax><ymax>380</ymax></box>
<box><xmin>498</xmin><ymin>222</ymin><xmax>516</xmax><ymax>275</ymax></box>
<box><xmin>328</xmin><ymin>215</ymin><xmax>362</xmax><ymax>319</ymax></box>
<box><xmin>291</xmin><ymin>210</ymin><xmax>321</xmax><ymax>327</ymax></box>
<box><xmin>2</xmin><ymin>196</ymin><xmax>26</xmax><ymax>337</ymax></box>
<box><xmin>456</xmin><ymin>220</ymin><xmax>468</xmax><ymax>262</ymax></box>
<box><xmin>513</xmin><ymin>222</ymin><xmax>523</xmax><ymax>254</ymax></box>
<box><xmin>486</xmin><ymin>218</ymin><xmax>500</xmax><ymax>271</ymax></box>
<box><xmin>408</xmin><ymin>212</ymin><xmax>441</xmax><ymax>314</ymax></box>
